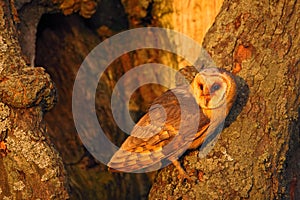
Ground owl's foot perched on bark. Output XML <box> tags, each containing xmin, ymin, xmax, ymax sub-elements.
<box><xmin>172</xmin><ymin>160</ymin><xmax>196</xmax><ymax>182</ymax></box>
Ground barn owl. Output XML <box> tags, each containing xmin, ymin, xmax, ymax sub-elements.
<box><xmin>108</xmin><ymin>67</ymin><xmax>237</xmax><ymax>178</ymax></box>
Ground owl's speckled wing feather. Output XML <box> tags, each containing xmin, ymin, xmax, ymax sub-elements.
<box><xmin>108</xmin><ymin>86</ymin><xmax>210</xmax><ymax>172</ymax></box>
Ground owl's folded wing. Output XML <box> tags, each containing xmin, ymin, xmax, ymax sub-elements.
<box><xmin>108</xmin><ymin>89</ymin><xmax>210</xmax><ymax>172</ymax></box>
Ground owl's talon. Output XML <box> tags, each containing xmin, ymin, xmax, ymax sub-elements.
<box><xmin>177</xmin><ymin>172</ymin><xmax>197</xmax><ymax>183</ymax></box>
<box><xmin>172</xmin><ymin>160</ymin><xmax>196</xmax><ymax>182</ymax></box>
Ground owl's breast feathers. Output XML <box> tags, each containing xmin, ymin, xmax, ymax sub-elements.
<box><xmin>108</xmin><ymin>86</ymin><xmax>211</xmax><ymax>172</ymax></box>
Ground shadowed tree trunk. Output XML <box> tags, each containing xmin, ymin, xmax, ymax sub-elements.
<box><xmin>149</xmin><ymin>0</ymin><xmax>300</xmax><ymax>199</ymax></box>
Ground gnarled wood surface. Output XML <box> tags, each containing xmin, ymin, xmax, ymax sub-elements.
<box><xmin>149</xmin><ymin>0</ymin><xmax>300</xmax><ymax>199</ymax></box>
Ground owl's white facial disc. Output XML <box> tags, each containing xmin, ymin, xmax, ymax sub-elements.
<box><xmin>192</xmin><ymin>68</ymin><xmax>236</xmax><ymax>110</ymax></box>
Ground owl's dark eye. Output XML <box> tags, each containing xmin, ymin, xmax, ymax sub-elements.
<box><xmin>211</xmin><ymin>83</ymin><xmax>221</xmax><ymax>93</ymax></box>
<box><xmin>199</xmin><ymin>84</ymin><xmax>204</xmax><ymax>90</ymax></box>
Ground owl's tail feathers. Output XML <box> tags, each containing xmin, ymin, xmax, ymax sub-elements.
<box><xmin>107</xmin><ymin>160</ymin><xmax>162</xmax><ymax>173</ymax></box>
<box><xmin>107</xmin><ymin>167</ymin><xmax>121</xmax><ymax>173</ymax></box>
<box><xmin>107</xmin><ymin>148</ymin><xmax>165</xmax><ymax>173</ymax></box>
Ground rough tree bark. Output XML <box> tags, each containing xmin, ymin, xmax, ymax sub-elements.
<box><xmin>0</xmin><ymin>0</ymin><xmax>69</xmax><ymax>199</ymax></box>
<box><xmin>149</xmin><ymin>0</ymin><xmax>300</xmax><ymax>199</ymax></box>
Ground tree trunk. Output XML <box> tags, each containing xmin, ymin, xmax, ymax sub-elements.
<box><xmin>149</xmin><ymin>0</ymin><xmax>300</xmax><ymax>199</ymax></box>
<box><xmin>2</xmin><ymin>0</ymin><xmax>299</xmax><ymax>199</ymax></box>
<box><xmin>0</xmin><ymin>0</ymin><xmax>69</xmax><ymax>199</ymax></box>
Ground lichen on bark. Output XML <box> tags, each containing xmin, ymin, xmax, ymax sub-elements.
<box><xmin>4</xmin><ymin>126</ymin><xmax>69</xmax><ymax>199</ymax></box>
<box><xmin>0</xmin><ymin>0</ymin><xmax>69</xmax><ymax>199</ymax></box>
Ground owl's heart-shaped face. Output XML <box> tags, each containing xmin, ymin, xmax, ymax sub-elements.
<box><xmin>191</xmin><ymin>68</ymin><xmax>236</xmax><ymax>110</ymax></box>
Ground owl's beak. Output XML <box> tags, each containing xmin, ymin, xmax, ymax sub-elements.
<box><xmin>202</xmin><ymin>86</ymin><xmax>210</xmax><ymax>96</ymax></box>
<box><xmin>204</xmin><ymin>95</ymin><xmax>211</xmax><ymax>106</ymax></box>
<box><xmin>198</xmin><ymin>84</ymin><xmax>212</xmax><ymax>105</ymax></box>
